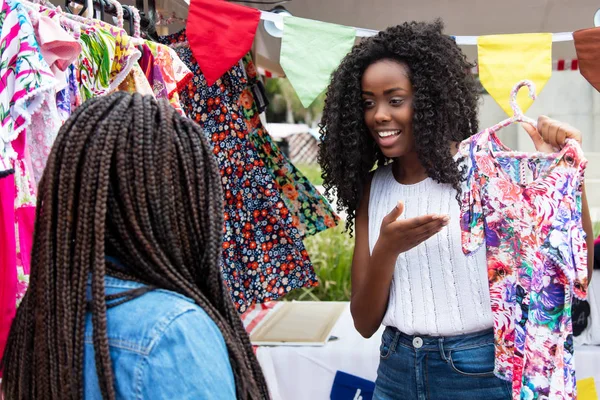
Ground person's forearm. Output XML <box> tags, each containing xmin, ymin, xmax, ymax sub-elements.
<box><xmin>350</xmin><ymin>243</ymin><xmax>398</xmax><ymax>338</ymax></box>
<box><xmin>581</xmin><ymin>183</ymin><xmax>594</xmax><ymax>282</ymax></box>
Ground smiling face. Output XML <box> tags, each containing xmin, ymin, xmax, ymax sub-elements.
<box><xmin>361</xmin><ymin>59</ymin><xmax>415</xmax><ymax>159</ymax></box>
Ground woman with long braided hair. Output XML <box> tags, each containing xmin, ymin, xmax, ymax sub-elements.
<box><xmin>1</xmin><ymin>92</ymin><xmax>270</xmax><ymax>399</ymax></box>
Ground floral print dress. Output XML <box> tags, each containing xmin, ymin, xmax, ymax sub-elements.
<box><xmin>76</xmin><ymin>23</ymin><xmax>139</xmax><ymax>101</ymax></box>
<box><xmin>238</xmin><ymin>54</ymin><xmax>339</xmax><ymax>237</ymax></box>
<box><xmin>0</xmin><ymin>0</ymin><xmax>58</xmax><ymax>157</ymax></box>
<box><xmin>159</xmin><ymin>30</ymin><xmax>317</xmax><ymax>312</ymax></box>
<box><xmin>458</xmin><ymin>130</ymin><xmax>588</xmax><ymax>399</ymax></box>
<box><xmin>0</xmin><ymin>0</ymin><xmax>54</xmax><ymax>374</ymax></box>
<box><xmin>140</xmin><ymin>41</ymin><xmax>192</xmax><ymax>116</ymax></box>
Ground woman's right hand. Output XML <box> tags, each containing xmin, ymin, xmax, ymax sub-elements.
<box><xmin>377</xmin><ymin>201</ymin><xmax>450</xmax><ymax>255</ymax></box>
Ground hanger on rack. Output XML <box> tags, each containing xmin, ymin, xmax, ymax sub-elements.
<box><xmin>21</xmin><ymin>0</ymin><xmax>85</xmax><ymax>37</ymax></box>
<box><xmin>93</xmin><ymin>0</ymin><xmax>106</xmax><ymax>22</ymax></box>
<box><xmin>122</xmin><ymin>4</ymin><xmax>141</xmax><ymax>39</ymax></box>
<box><xmin>65</xmin><ymin>0</ymin><xmax>141</xmax><ymax>32</ymax></box>
<box><xmin>65</xmin><ymin>0</ymin><xmax>105</xmax><ymax>20</ymax></box>
<box><xmin>104</xmin><ymin>0</ymin><xmax>145</xmax><ymax>55</ymax></box>
<box><xmin>122</xmin><ymin>4</ymin><xmax>135</xmax><ymax>35</ymax></box>
<box><xmin>121</xmin><ymin>4</ymin><xmax>145</xmax><ymax>55</ymax></box>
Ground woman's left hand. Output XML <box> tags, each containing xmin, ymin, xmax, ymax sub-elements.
<box><xmin>522</xmin><ymin>116</ymin><xmax>582</xmax><ymax>153</ymax></box>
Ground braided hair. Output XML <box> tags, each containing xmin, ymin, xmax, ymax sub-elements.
<box><xmin>319</xmin><ymin>20</ymin><xmax>480</xmax><ymax>234</ymax></box>
<box><xmin>1</xmin><ymin>93</ymin><xmax>270</xmax><ymax>399</ymax></box>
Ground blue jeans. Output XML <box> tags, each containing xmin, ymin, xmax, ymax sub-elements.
<box><xmin>373</xmin><ymin>327</ymin><xmax>511</xmax><ymax>400</ymax></box>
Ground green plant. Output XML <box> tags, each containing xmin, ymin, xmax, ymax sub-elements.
<box><xmin>265</xmin><ymin>77</ymin><xmax>326</xmax><ymax>124</ymax></box>
<box><xmin>296</xmin><ymin>163</ymin><xmax>324</xmax><ymax>186</ymax></box>
<box><xmin>594</xmin><ymin>221</ymin><xmax>600</xmax><ymax>239</ymax></box>
<box><xmin>286</xmin><ymin>225</ymin><xmax>354</xmax><ymax>302</ymax></box>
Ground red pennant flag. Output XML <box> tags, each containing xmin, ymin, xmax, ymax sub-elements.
<box><xmin>186</xmin><ymin>0</ymin><xmax>260</xmax><ymax>86</ymax></box>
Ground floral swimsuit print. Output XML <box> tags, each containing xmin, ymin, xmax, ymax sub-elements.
<box><xmin>459</xmin><ymin>130</ymin><xmax>588</xmax><ymax>399</ymax></box>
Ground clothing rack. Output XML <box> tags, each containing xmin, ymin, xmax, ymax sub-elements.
<box><xmin>67</xmin><ymin>0</ymin><xmax>158</xmax><ymax>39</ymax></box>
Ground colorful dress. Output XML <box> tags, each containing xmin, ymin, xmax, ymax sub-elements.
<box><xmin>458</xmin><ymin>129</ymin><xmax>588</xmax><ymax>399</ymax></box>
<box><xmin>0</xmin><ymin>0</ymin><xmax>50</xmax><ymax>298</ymax></box>
<box><xmin>26</xmin><ymin>11</ymin><xmax>80</xmax><ymax>182</ymax></box>
<box><xmin>142</xmin><ymin>41</ymin><xmax>192</xmax><ymax>116</ymax></box>
<box><xmin>77</xmin><ymin>24</ymin><xmax>139</xmax><ymax>101</ymax></box>
<box><xmin>116</xmin><ymin>63</ymin><xmax>155</xmax><ymax>97</ymax></box>
<box><xmin>238</xmin><ymin>54</ymin><xmax>339</xmax><ymax>237</ymax></box>
<box><xmin>159</xmin><ymin>30</ymin><xmax>317</xmax><ymax>312</ymax></box>
<box><xmin>0</xmin><ymin>0</ymin><xmax>57</xmax><ymax>162</ymax></box>
<box><xmin>0</xmin><ymin>0</ymin><xmax>49</xmax><ymax>373</ymax></box>
<box><xmin>55</xmin><ymin>64</ymin><xmax>82</xmax><ymax>124</ymax></box>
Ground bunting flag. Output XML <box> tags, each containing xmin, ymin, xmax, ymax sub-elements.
<box><xmin>186</xmin><ymin>0</ymin><xmax>260</xmax><ymax>86</ymax></box>
<box><xmin>280</xmin><ymin>16</ymin><xmax>356</xmax><ymax>108</ymax></box>
<box><xmin>576</xmin><ymin>378</ymin><xmax>598</xmax><ymax>400</ymax></box>
<box><xmin>573</xmin><ymin>27</ymin><xmax>600</xmax><ymax>92</ymax></box>
<box><xmin>477</xmin><ymin>33</ymin><xmax>552</xmax><ymax>116</ymax></box>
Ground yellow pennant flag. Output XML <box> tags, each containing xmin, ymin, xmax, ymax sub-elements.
<box><xmin>577</xmin><ymin>377</ymin><xmax>598</xmax><ymax>400</ymax></box>
<box><xmin>478</xmin><ymin>33</ymin><xmax>552</xmax><ymax>116</ymax></box>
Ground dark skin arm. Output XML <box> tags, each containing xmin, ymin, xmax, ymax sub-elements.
<box><xmin>350</xmin><ymin>175</ymin><xmax>449</xmax><ymax>338</ymax></box>
<box><xmin>352</xmin><ymin>116</ymin><xmax>593</xmax><ymax>339</ymax></box>
<box><xmin>523</xmin><ymin>116</ymin><xmax>594</xmax><ymax>282</ymax></box>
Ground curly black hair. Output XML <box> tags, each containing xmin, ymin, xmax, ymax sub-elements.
<box><xmin>318</xmin><ymin>20</ymin><xmax>480</xmax><ymax>234</ymax></box>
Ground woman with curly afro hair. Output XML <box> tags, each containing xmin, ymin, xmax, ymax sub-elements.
<box><xmin>319</xmin><ymin>20</ymin><xmax>589</xmax><ymax>399</ymax></box>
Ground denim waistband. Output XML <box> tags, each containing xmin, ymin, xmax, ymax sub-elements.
<box><xmin>383</xmin><ymin>326</ymin><xmax>494</xmax><ymax>352</ymax></box>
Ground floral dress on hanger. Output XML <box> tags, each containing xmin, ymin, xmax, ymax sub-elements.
<box><xmin>77</xmin><ymin>23</ymin><xmax>140</xmax><ymax>101</ymax></box>
<box><xmin>0</xmin><ymin>0</ymin><xmax>56</xmax><ymax>373</ymax></box>
<box><xmin>141</xmin><ymin>41</ymin><xmax>192</xmax><ymax>115</ymax></box>
<box><xmin>237</xmin><ymin>54</ymin><xmax>339</xmax><ymax>237</ymax></box>
<box><xmin>159</xmin><ymin>30</ymin><xmax>317</xmax><ymax>312</ymax></box>
<box><xmin>459</xmin><ymin>130</ymin><xmax>588</xmax><ymax>399</ymax></box>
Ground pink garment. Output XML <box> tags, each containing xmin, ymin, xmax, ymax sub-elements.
<box><xmin>0</xmin><ymin>173</ymin><xmax>17</xmax><ymax>378</ymax></box>
<box><xmin>27</xmin><ymin>12</ymin><xmax>78</xmax><ymax>183</ymax></box>
<box><xmin>16</xmin><ymin>206</ymin><xmax>35</xmax><ymax>276</ymax></box>
<box><xmin>30</xmin><ymin>12</ymin><xmax>81</xmax><ymax>92</ymax></box>
<box><xmin>12</xmin><ymin>132</ymin><xmax>34</xmax><ymax>298</ymax></box>
<box><xmin>28</xmin><ymin>94</ymin><xmax>61</xmax><ymax>183</ymax></box>
<box><xmin>0</xmin><ymin>0</ymin><xmax>58</xmax><ymax>145</ymax></box>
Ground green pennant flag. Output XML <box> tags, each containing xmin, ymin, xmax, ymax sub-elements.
<box><xmin>280</xmin><ymin>16</ymin><xmax>356</xmax><ymax>108</ymax></box>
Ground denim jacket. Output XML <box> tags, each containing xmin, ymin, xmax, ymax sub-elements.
<box><xmin>84</xmin><ymin>276</ymin><xmax>236</xmax><ymax>399</ymax></box>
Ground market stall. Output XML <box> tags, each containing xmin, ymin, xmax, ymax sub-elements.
<box><xmin>1</xmin><ymin>0</ymin><xmax>599</xmax><ymax>398</ymax></box>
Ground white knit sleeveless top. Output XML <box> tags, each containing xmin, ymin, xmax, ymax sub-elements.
<box><xmin>368</xmin><ymin>164</ymin><xmax>493</xmax><ymax>336</ymax></box>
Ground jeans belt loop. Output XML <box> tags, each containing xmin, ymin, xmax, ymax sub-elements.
<box><xmin>438</xmin><ymin>337</ymin><xmax>449</xmax><ymax>362</ymax></box>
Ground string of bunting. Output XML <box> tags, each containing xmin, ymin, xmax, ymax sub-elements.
<box><xmin>185</xmin><ymin>0</ymin><xmax>600</xmax><ymax>114</ymax></box>
<box><xmin>260</xmin><ymin>10</ymin><xmax>575</xmax><ymax>43</ymax></box>
<box><xmin>259</xmin><ymin>59</ymin><xmax>578</xmax><ymax>77</ymax></box>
